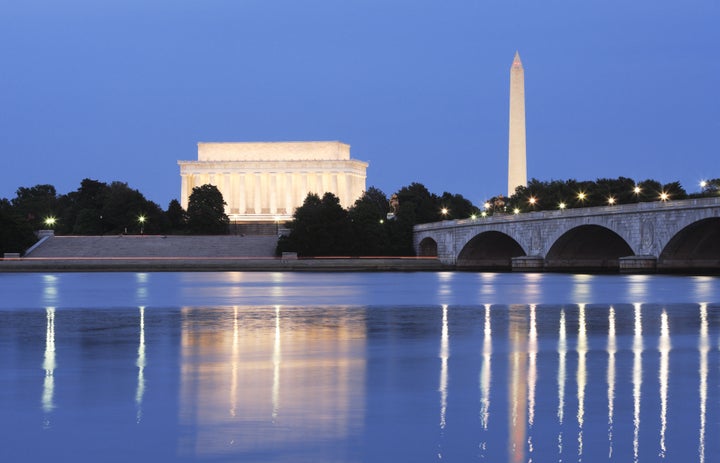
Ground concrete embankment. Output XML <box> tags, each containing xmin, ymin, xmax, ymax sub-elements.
<box><xmin>0</xmin><ymin>257</ymin><xmax>447</xmax><ymax>272</ymax></box>
<box><xmin>1</xmin><ymin>234</ymin><xmax>447</xmax><ymax>272</ymax></box>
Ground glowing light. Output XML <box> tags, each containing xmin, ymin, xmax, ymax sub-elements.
<box><xmin>528</xmin><ymin>305</ymin><xmax>537</xmax><ymax>428</ymax></box>
<box><xmin>42</xmin><ymin>307</ymin><xmax>56</xmax><ymax>416</ymax></box>
<box><xmin>481</xmin><ymin>211</ymin><xmax>487</xmax><ymax>217</ymax></box>
<box><xmin>440</xmin><ymin>207</ymin><xmax>449</xmax><ymax>216</ymax></box>
<box><xmin>439</xmin><ymin>305</ymin><xmax>449</xmax><ymax>430</ymax></box>
<box><xmin>379</xmin><ymin>219</ymin><xmax>384</xmax><ymax>224</ymax></box>
<box><xmin>558</xmin><ymin>202</ymin><xmax>566</xmax><ymax>210</ymax></box>
<box><xmin>700</xmin><ymin>180</ymin><xmax>707</xmax><ymax>188</ymax></box>
<box><xmin>136</xmin><ymin>306</ymin><xmax>146</xmax><ymax>423</ymax></box>
<box><xmin>607</xmin><ymin>196</ymin><xmax>616</xmax><ymax>205</ymax></box>
<box><xmin>528</xmin><ymin>196</ymin><xmax>537</xmax><ymax>205</ymax></box>
<box><xmin>634</xmin><ymin>186</ymin><xmax>642</xmax><ymax>194</ymax></box>
<box><xmin>44</xmin><ymin>216</ymin><xmax>56</xmax><ymax>227</ymax></box>
<box><xmin>138</xmin><ymin>215</ymin><xmax>146</xmax><ymax>224</ymax></box>
<box><xmin>577</xmin><ymin>192</ymin><xmax>586</xmax><ymax>201</ymax></box>
<box><xmin>659</xmin><ymin>192</ymin><xmax>669</xmax><ymax>201</ymax></box>
<box><xmin>470</xmin><ymin>214</ymin><xmax>477</xmax><ymax>220</ymax></box>
<box><xmin>577</xmin><ymin>304</ymin><xmax>587</xmax><ymax>459</ymax></box>
<box><xmin>479</xmin><ymin>304</ymin><xmax>492</xmax><ymax>431</ymax></box>
<box><xmin>607</xmin><ymin>307</ymin><xmax>616</xmax><ymax>458</ymax></box>
<box><xmin>483</xmin><ymin>202</ymin><xmax>491</xmax><ymax>210</ymax></box>
<box><xmin>699</xmin><ymin>304</ymin><xmax>709</xmax><ymax>463</ymax></box>
<box><xmin>659</xmin><ymin>311</ymin><xmax>670</xmax><ymax>458</ymax></box>
<box><xmin>513</xmin><ymin>208</ymin><xmax>520</xmax><ymax>214</ymax></box>
<box><xmin>632</xmin><ymin>303</ymin><xmax>643</xmax><ymax>463</ymax></box>
<box><xmin>557</xmin><ymin>310</ymin><xmax>567</xmax><ymax>457</ymax></box>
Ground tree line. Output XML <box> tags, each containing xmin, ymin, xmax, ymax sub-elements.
<box><xmin>2</xmin><ymin>176</ymin><xmax>716</xmax><ymax>256</ymax></box>
<box><xmin>0</xmin><ymin>179</ymin><xmax>230</xmax><ymax>255</ymax></box>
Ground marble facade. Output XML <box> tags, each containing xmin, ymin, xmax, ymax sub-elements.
<box><xmin>178</xmin><ymin>141</ymin><xmax>368</xmax><ymax>222</ymax></box>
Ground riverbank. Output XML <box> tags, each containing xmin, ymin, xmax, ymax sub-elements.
<box><xmin>0</xmin><ymin>256</ymin><xmax>448</xmax><ymax>272</ymax></box>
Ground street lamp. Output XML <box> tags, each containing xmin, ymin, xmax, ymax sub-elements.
<box><xmin>138</xmin><ymin>215</ymin><xmax>146</xmax><ymax>234</ymax></box>
<box><xmin>633</xmin><ymin>186</ymin><xmax>642</xmax><ymax>195</ymax></box>
<box><xmin>528</xmin><ymin>196</ymin><xmax>537</xmax><ymax>208</ymax></box>
<box><xmin>659</xmin><ymin>192</ymin><xmax>670</xmax><ymax>202</ymax></box>
<box><xmin>558</xmin><ymin>202</ymin><xmax>566</xmax><ymax>210</ymax></box>
<box><xmin>513</xmin><ymin>208</ymin><xmax>520</xmax><ymax>215</ymax></box>
<box><xmin>607</xmin><ymin>196</ymin><xmax>616</xmax><ymax>205</ymax></box>
<box><xmin>577</xmin><ymin>192</ymin><xmax>586</xmax><ymax>202</ymax></box>
<box><xmin>440</xmin><ymin>207</ymin><xmax>449</xmax><ymax>219</ymax></box>
<box><xmin>44</xmin><ymin>216</ymin><xmax>56</xmax><ymax>228</ymax></box>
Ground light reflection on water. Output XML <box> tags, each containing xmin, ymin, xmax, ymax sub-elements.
<box><xmin>0</xmin><ymin>273</ymin><xmax>719</xmax><ymax>462</ymax></box>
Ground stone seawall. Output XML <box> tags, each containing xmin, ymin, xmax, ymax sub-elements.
<box><xmin>0</xmin><ymin>257</ymin><xmax>447</xmax><ymax>273</ymax></box>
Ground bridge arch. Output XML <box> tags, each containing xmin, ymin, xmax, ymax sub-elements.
<box><xmin>545</xmin><ymin>225</ymin><xmax>633</xmax><ymax>271</ymax></box>
<box><xmin>418</xmin><ymin>237</ymin><xmax>438</xmax><ymax>257</ymax></box>
<box><xmin>457</xmin><ymin>231</ymin><xmax>526</xmax><ymax>269</ymax></box>
<box><xmin>659</xmin><ymin>218</ymin><xmax>720</xmax><ymax>270</ymax></box>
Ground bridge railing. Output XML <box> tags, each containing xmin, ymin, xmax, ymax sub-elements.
<box><xmin>414</xmin><ymin>196</ymin><xmax>720</xmax><ymax>231</ymax></box>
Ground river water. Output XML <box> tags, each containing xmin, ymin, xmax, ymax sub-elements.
<box><xmin>1</xmin><ymin>272</ymin><xmax>719</xmax><ymax>462</ymax></box>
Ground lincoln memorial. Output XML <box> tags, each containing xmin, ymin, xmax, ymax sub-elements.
<box><xmin>178</xmin><ymin>141</ymin><xmax>368</xmax><ymax>223</ymax></box>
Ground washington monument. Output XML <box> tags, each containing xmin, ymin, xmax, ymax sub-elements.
<box><xmin>508</xmin><ymin>51</ymin><xmax>527</xmax><ymax>196</ymax></box>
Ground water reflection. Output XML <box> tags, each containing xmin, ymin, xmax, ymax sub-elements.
<box><xmin>577</xmin><ymin>304</ymin><xmax>587</xmax><ymax>459</ymax></box>
<box><xmin>479</xmin><ymin>304</ymin><xmax>492</xmax><ymax>453</ymax></box>
<box><xmin>557</xmin><ymin>309</ymin><xmax>567</xmax><ymax>457</ymax></box>
<box><xmin>699</xmin><ymin>303</ymin><xmax>709</xmax><ymax>463</ymax></box>
<box><xmin>658</xmin><ymin>311</ymin><xmax>670</xmax><ymax>458</ymax></box>
<box><xmin>607</xmin><ymin>306</ymin><xmax>616</xmax><ymax>459</ymax></box>
<box><xmin>3</xmin><ymin>300</ymin><xmax>720</xmax><ymax>462</ymax></box>
<box><xmin>508</xmin><ymin>305</ymin><xmax>527</xmax><ymax>463</ymax></box>
<box><xmin>178</xmin><ymin>306</ymin><xmax>367</xmax><ymax>459</ymax></box>
<box><xmin>136</xmin><ymin>306</ymin><xmax>146</xmax><ymax>423</ymax></box>
<box><xmin>42</xmin><ymin>306</ymin><xmax>56</xmax><ymax>421</ymax></box>
<box><xmin>633</xmin><ymin>303</ymin><xmax>643</xmax><ymax>463</ymax></box>
<box><xmin>439</xmin><ymin>304</ymin><xmax>449</xmax><ymax>430</ymax></box>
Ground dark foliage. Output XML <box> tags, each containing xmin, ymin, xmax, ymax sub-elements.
<box><xmin>186</xmin><ymin>184</ymin><xmax>229</xmax><ymax>235</ymax></box>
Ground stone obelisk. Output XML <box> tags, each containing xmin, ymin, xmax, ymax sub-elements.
<box><xmin>508</xmin><ymin>51</ymin><xmax>527</xmax><ymax>196</ymax></box>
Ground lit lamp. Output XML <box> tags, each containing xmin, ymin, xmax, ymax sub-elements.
<box><xmin>440</xmin><ymin>208</ymin><xmax>449</xmax><ymax>219</ymax></box>
<box><xmin>513</xmin><ymin>208</ymin><xmax>520</xmax><ymax>215</ymax></box>
<box><xmin>659</xmin><ymin>192</ymin><xmax>669</xmax><ymax>202</ymax></box>
<box><xmin>558</xmin><ymin>202</ymin><xmax>566</xmax><ymax>210</ymax></box>
<box><xmin>607</xmin><ymin>196</ymin><xmax>616</xmax><ymax>205</ymax></box>
<box><xmin>528</xmin><ymin>196</ymin><xmax>537</xmax><ymax>208</ymax></box>
<box><xmin>633</xmin><ymin>186</ymin><xmax>642</xmax><ymax>195</ymax></box>
<box><xmin>44</xmin><ymin>217</ymin><xmax>56</xmax><ymax>228</ymax></box>
<box><xmin>138</xmin><ymin>215</ymin><xmax>146</xmax><ymax>234</ymax></box>
<box><xmin>577</xmin><ymin>192</ymin><xmax>586</xmax><ymax>202</ymax></box>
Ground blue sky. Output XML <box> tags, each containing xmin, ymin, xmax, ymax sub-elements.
<box><xmin>1</xmin><ymin>0</ymin><xmax>717</xmax><ymax>208</ymax></box>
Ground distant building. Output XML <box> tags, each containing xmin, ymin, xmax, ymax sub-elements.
<box><xmin>178</xmin><ymin>141</ymin><xmax>368</xmax><ymax>223</ymax></box>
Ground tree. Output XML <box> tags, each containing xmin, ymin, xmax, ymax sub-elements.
<box><xmin>166</xmin><ymin>199</ymin><xmax>187</xmax><ymax>232</ymax></box>
<box><xmin>0</xmin><ymin>198</ymin><xmax>37</xmax><ymax>255</ymax></box>
<box><xmin>348</xmin><ymin>187</ymin><xmax>390</xmax><ymax>255</ymax></box>
<box><xmin>277</xmin><ymin>192</ymin><xmax>353</xmax><ymax>256</ymax></box>
<box><xmin>186</xmin><ymin>184</ymin><xmax>229</xmax><ymax>234</ymax></box>
<box><xmin>11</xmin><ymin>184</ymin><xmax>58</xmax><ymax>230</ymax></box>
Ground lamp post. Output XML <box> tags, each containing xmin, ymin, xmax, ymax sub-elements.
<box><xmin>138</xmin><ymin>215</ymin><xmax>146</xmax><ymax>235</ymax></box>
<box><xmin>44</xmin><ymin>217</ymin><xmax>56</xmax><ymax>229</ymax></box>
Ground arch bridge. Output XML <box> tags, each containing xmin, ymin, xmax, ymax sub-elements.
<box><xmin>413</xmin><ymin>197</ymin><xmax>720</xmax><ymax>272</ymax></box>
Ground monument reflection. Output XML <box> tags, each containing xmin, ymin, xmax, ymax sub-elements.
<box><xmin>177</xmin><ymin>306</ymin><xmax>367</xmax><ymax>459</ymax></box>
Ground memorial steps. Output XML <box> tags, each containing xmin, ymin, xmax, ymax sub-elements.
<box><xmin>25</xmin><ymin>235</ymin><xmax>279</xmax><ymax>258</ymax></box>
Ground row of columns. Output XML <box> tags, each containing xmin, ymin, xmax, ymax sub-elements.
<box><xmin>181</xmin><ymin>171</ymin><xmax>365</xmax><ymax>216</ymax></box>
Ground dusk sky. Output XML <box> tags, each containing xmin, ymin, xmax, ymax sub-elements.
<box><xmin>1</xmin><ymin>0</ymin><xmax>717</xmax><ymax>208</ymax></box>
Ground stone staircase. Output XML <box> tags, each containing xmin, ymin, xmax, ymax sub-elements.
<box><xmin>26</xmin><ymin>235</ymin><xmax>279</xmax><ymax>258</ymax></box>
